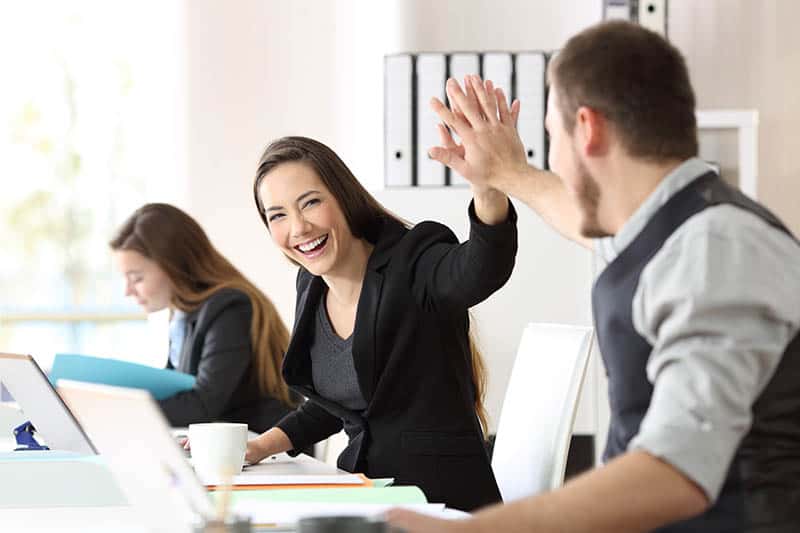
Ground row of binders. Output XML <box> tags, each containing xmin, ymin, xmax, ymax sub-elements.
<box><xmin>385</xmin><ymin>51</ymin><xmax>550</xmax><ymax>188</ymax></box>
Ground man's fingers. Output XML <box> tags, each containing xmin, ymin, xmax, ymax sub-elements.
<box><xmin>429</xmin><ymin>145</ymin><xmax>468</xmax><ymax>178</ymax></box>
<box><xmin>448</xmin><ymin>89</ymin><xmax>468</xmax><ymax>128</ymax></box>
<box><xmin>447</xmin><ymin>77</ymin><xmax>485</xmax><ymax>129</ymax></box>
<box><xmin>469</xmin><ymin>75</ymin><xmax>498</xmax><ymax>125</ymax></box>
<box><xmin>511</xmin><ymin>98</ymin><xmax>521</xmax><ymax>128</ymax></box>
<box><xmin>483</xmin><ymin>79</ymin><xmax>500</xmax><ymax>124</ymax></box>
<box><xmin>437</xmin><ymin>123</ymin><xmax>458</xmax><ymax>150</ymax></box>
<box><xmin>430</xmin><ymin>96</ymin><xmax>469</xmax><ymax>139</ymax></box>
<box><xmin>496</xmin><ymin>87</ymin><xmax>512</xmax><ymax>124</ymax></box>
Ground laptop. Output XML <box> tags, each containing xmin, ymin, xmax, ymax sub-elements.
<box><xmin>0</xmin><ymin>353</ymin><xmax>96</xmax><ymax>455</ymax></box>
<box><xmin>57</xmin><ymin>380</ymin><xmax>215</xmax><ymax>532</ymax></box>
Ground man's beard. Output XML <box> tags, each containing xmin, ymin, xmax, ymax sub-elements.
<box><xmin>574</xmin><ymin>157</ymin><xmax>610</xmax><ymax>239</ymax></box>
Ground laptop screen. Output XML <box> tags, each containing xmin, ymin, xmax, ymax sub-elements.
<box><xmin>57</xmin><ymin>380</ymin><xmax>215</xmax><ymax>529</ymax></box>
<box><xmin>0</xmin><ymin>353</ymin><xmax>96</xmax><ymax>454</ymax></box>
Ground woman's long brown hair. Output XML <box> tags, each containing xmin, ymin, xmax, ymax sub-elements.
<box><xmin>253</xmin><ymin>136</ymin><xmax>489</xmax><ymax>435</ymax></box>
<box><xmin>110</xmin><ymin>203</ymin><xmax>295</xmax><ymax>406</ymax></box>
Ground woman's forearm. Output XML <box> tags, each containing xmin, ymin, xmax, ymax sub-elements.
<box><xmin>472</xmin><ymin>187</ymin><xmax>510</xmax><ymax>225</ymax></box>
<box><xmin>246</xmin><ymin>427</ymin><xmax>293</xmax><ymax>463</ymax></box>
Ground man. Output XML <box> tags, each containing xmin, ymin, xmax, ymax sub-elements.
<box><xmin>388</xmin><ymin>20</ymin><xmax>800</xmax><ymax>533</ymax></box>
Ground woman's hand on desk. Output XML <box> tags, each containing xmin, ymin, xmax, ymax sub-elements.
<box><xmin>245</xmin><ymin>438</ymin><xmax>270</xmax><ymax>464</ymax></box>
<box><xmin>245</xmin><ymin>427</ymin><xmax>292</xmax><ymax>464</ymax></box>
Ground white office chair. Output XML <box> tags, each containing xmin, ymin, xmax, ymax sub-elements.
<box><xmin>491</xmin><ymin>323</ymin><xmax>594</xmax><ymax>502</ymax></box>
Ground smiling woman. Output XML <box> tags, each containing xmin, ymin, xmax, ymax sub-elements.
<box><xmin>247</xmin><ymin>136</ymin><xmax>517</xmax><ymax>511</ymax></box>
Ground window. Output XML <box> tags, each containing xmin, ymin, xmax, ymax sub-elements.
<box><xmin>0</xmin><ymin>1</ymin><xmax>184</xmax><ymax>376</ymax></box>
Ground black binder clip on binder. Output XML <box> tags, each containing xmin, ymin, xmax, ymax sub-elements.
<box><xmin>13</xmin><ymin>421</ymin><xmax>50</xmax><ymax>451</ymax></box>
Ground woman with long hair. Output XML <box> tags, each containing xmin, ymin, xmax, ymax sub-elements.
<box><xmin>246</xmin><ymin>136</ymin><xmax>517</xmax><ymax>511</ymax></box>
<box><xmin>110</xmin><ymin>203</ymin><xmax>297</xmax><ymax>433</ymax></box>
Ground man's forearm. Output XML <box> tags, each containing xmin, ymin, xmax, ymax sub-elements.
<box><xmin>466</xmin><ymin>451</ymin><xmax>709</xmax><ymax>533</ymax></box>
<box><xmin>493</xmin><ymin>166</ymin><xmax>590</xmax><ymax>248</ymax></box>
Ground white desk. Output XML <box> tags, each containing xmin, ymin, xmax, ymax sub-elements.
<box><xmin>0</xmin><ymin>453</ymin><xmax>342</xmax><ymax>532</ymax></box>
<box><xmin>0</xmin><ymin>506</ymin><xmax>143</xmax><ymax>532</ymax></box>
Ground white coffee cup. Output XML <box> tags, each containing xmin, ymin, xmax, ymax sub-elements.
<box><xmin>188</xmin><ymin>422</ymin><xmax>248</xmax><ymax>483</ymax></box>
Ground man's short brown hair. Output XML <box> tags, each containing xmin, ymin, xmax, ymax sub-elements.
<box><xmin>549</xmin><ymin>20</ymin><xmax>698</xmax><ymax>161</ymax></box>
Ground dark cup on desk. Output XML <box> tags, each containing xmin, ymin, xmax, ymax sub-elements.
<box><xmin>298</xmin><ymin>516</ymin><xmax>399</xmax><ymax>533</ymax></box>
<box><xmin>193</xmin><ymin>516</ymin><xmax>252</xmax><ymax>533</ymax></box>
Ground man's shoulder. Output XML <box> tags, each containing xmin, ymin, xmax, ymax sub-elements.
<box><xmin>673</xmin><ymin>204</ymin><xmax>798</xmax><ymax>252</ymax></box>
<box><xmin>650</xmin><ymin>203</ymin><xmax>800</xmax><ymax>283</ymax></box>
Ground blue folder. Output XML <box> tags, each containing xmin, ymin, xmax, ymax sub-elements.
<box><xmin>49</xmin><ymin>354</ymin><xmax>195</xmax><ymax>400</ymax></box>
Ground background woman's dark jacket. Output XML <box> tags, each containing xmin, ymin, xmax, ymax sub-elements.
<box><xmin>276</xmin><ymin>201</ymin><xmax>518</xmax><ymax>511</ymax></box>
<box><xmin>159</xmin><ymin>288</ymin><xmax>294</xmax><ymax>433</ymax></box>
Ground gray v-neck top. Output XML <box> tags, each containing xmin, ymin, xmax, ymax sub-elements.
<box><xmin>309</xmin><ymin>294</ymin><xmax>368</xmax><ymax>412</ymax></box>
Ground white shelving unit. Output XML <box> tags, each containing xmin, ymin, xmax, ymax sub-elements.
<box><xmin>696</xmin><ymin>109</ymin><xmax>759</xmax><ymax>198</ymax></box>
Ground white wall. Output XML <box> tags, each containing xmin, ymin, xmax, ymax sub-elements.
<box><xmin>183</xmin><ymin>0</ymin><xmax>604</xmax><ymax>433</ymax></box>
<box><xmin>181</xmin><ymin>1</ymin><xmax>799</xmax><ymax>439</ymax></box>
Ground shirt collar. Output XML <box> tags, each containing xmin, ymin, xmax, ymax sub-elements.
<box><xmin>595</xmin><ymin>157</ymin><xmax>715</xmax><ymax>264</ymax></box>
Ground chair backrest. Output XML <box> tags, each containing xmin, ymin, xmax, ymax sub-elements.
<box><xmin>491</xmin><ymin>323</ymin><xmax>594</xmax><ymax>502</ymax></box>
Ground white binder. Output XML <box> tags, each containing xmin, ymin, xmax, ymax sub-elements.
<box><xmin>448</xmin><ymin>53</ymin><xmax>480</xmax><ymax>187</ymax></box>
<box><xmin>638</xmin><ymin>0</ymin><xmax>667</xmax><ymax>36</ymax></box>
<box><xmin>415</xmin><ymin>53</ymin><xmax>447</xmax><ymax>186</ymax></box>
<box><xmin>514</xmin><ymin>52</ymin><xmax>547</xmax><ymax>170</ymax></box>
<box><xmin>482</xmin><ymin>52</ymin><xmax>513</xmax><ymax>109</ymax></box>
<box><xmin>384</xmin><ymin>54</ymin><xmax>414</xmax><ymax>187</ymax></box>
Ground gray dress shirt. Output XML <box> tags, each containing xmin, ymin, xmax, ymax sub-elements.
<box><xmin>595</xmin><ymin>157</ymin><xmax>800</xmax><ymax>499</ymax></box>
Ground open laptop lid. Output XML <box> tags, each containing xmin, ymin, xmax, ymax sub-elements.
<box><xmin>0</xmin><ymin>353</ymin><xmax>96</xmax><ymax>455</ymax></box>
<box><xmin>57</xmin><ymin>380</ymin><xmax>215</xmax><ymax>530</ymax></box>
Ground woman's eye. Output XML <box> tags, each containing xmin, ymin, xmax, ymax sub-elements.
<box><xmin>268</xmin><ymin>213</ymin><xmax>285</xmax><ymax>222</ymax></box>
<box><xmin>303</xmin><ymin>198</ymin><xmax>320</xmax><ymax>209</ymax></box>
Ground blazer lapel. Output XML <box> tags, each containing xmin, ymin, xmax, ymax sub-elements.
<box><xmin>351</xmin><ymin>217</ymin><xmax>405</xmax><ymax>405</ymax></box>
<box><xmin>283</xmin><ymin>274</ymin><xmax>324</xmax><ymax>388</ymax></box>
<box><xmin>352</xmin><ymin>268</ymin><xmax>383</xmax><ymax>404</ymax></box>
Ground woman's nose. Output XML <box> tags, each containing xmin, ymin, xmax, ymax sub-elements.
<box><xmin>290</xmin><ymin>213</ymin><xmax>311</xmax><ymax>238</ymax></box>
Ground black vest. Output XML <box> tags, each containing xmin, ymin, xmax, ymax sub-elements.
<box><xmin>592</xmin><ymin>172</ymin><xmax>800</xmax><ymax>532</ymax></box>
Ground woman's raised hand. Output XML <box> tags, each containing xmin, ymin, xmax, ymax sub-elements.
<box><xmin>428</xmin><ymin>75</ymin><xmax>528</xmax><ymax>194</ymax></box>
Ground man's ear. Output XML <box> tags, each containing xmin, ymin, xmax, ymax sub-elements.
<box><xmin>574</xmin><ymin>106</ymin><xmax>609</xmax><ymax>157</ymax></box>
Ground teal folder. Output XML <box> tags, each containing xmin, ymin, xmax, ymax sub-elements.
<box><xmin>49</xmin><ymin>354</ymin><xmax>195</xmax><ymax>400</ymax></box>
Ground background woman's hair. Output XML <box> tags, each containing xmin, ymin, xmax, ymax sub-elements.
<box><xmin>253</xmin><ymin>136</ymin><xmax>490</xmax><ymax>435</ymax></box>
<box><xmin>110</xmin><ymin>203</ymin><xmax>295</xmax><ymax>406</ymax></box>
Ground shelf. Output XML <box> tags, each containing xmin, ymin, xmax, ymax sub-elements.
<box><xmin>696</xmin><ymin>109</ymin><xmax>759</xmax><ymax>199</ymax></box>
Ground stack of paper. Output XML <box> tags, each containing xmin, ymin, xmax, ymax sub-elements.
<box><xmin>203</xmin><ymin>473</ymin><xmax>371</xmax><ymax>491</ymax></box>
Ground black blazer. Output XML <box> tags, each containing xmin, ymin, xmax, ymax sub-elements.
<box><xmin>159</xmin><ymin>288</ymin><xmax>295</xmax><ymax>433</ymax></box>
<box><xmin>276</xmin><ymin>201</ymin><xmax>518</xmax><ymax>511</ymax></box>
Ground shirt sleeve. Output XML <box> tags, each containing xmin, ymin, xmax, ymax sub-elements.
<box><xmin>275</xmin><ymin>399</ymin><xmax>344</xmax><ymax>454</ymax></box>
<box><xmin>628</xmin><ymin>206</ymin><xmax>800</xmax><ymax>500</ymax></box>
